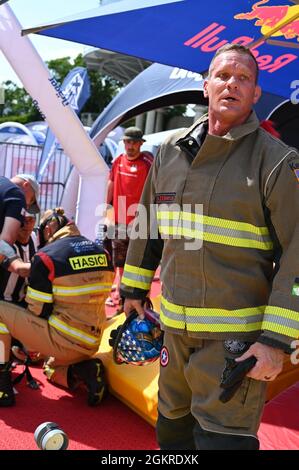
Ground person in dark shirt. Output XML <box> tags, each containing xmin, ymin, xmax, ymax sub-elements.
<box><xmin>0</xmin><ymin>212</ymin><xmax>37</xmax><ymax>305</ymax></box>
<box><xmin>0</xmin><ymin>174</ymin><xmax>40</xmax><ymax>276</ymax></box>
<box><xmin>0</xmin><ymin>212</ymin><xmax>40</xmax><ymax>363</ymax></box>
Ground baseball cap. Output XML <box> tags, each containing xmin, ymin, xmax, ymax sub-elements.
<box><xmin>16</xmin><ymin>173</ymin><xmax>40</xmax><ymax>214</ymax></box>
<box><xmin>123</xmin><ymin>127</ymin><xmax>146</xmax><ymax>142</ymax></box>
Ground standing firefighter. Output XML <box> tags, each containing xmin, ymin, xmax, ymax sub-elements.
<box><xmin>121</xmin><ymin>44</ymin><xmax>299</xmax><ymax>450</ymax></box>
<box><xmin>0</xmin><ymin>208</ymin><xmax>114</xmax><ymax>407</ymax></box>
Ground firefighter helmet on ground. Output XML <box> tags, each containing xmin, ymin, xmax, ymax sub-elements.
<box><xmin>109</xmin><ymin>308</ymin><xmax>163</xmax><ymax>366</ymax></box>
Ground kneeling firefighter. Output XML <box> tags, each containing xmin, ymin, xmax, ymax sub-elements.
<box><xmin>0</xmin><ymin>208</ymin><xmax>114</xmax><ymax>407</ymax></box>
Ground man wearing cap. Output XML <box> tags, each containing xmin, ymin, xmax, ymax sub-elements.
<box><xmin>0</xmin><ymin>174</ymin><xmax>40</xmax><ymax>276</ymax></box>
<box><xmin>106</xmin><ymin>127</ymin><xmax>153</xmax><ymax>310</ymax></box>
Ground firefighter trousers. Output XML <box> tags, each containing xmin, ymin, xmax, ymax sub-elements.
<box><xmin>0</xmin><ymin>301</ymin><xmax>97</xmax><ymax>387</ymax></box>
<box><xmin>157</xmin><ymin>331</ymin><xmax>266</xmax><ymax>449</ymax></box>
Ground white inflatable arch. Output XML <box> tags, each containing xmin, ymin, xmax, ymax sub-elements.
<box><xmin>0</xmin><ymin>3</ymin><xmax>108</xmax><ymax>240</ymax></box>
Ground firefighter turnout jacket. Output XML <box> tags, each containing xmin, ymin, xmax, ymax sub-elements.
<box><xmin>26</xmin><ymin>223</ymin><xmax>114</xmax><ymax>352</ymax></box>
<box><xmin>120</xmin><ymin>112</ymin><xmax>299</xmax><ymax>352</ymax></box>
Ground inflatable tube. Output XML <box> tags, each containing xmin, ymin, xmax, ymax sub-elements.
<box><xmin>60</xmin><ymin>167</ymin><xmax>79</xmax><ymax>221</ymax></box>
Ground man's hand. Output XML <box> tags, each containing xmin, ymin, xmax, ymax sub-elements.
<box><xmin>9</xmin><ymin>259</ymin><xmax>31</xmax><ymax>277</ymax></box>
<box><xmin>235</xmin><ymin>342</ymin><xmax>284</xmax><ymax>381</ymax></box>
<box><xmin>123</xmin><ymin>298</ymin><xmax>145</xmax><ymax>319</ymax></box>
<box><xmin>219</xmin><ymin>356</ymin><xmax>257</xmax><ymax>403</ymax></box>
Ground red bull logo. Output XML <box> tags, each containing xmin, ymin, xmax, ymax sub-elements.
<box><xmin>235</xmin><ymin>0</ymin><xmax>299</xmax><ymax>42</ymax></box>
<box><xmin>183</xmin><ymin>1</ymin><xmax>298</xmax><ymax>74</ymax></box>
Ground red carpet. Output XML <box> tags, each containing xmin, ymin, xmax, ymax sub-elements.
<box><xmin>258</xmin><ymin>381</ymin><xmax>299</xmax><ymax>450</ymax></box>
<box><xmin>5</xmin><ymin>275</ymin><xmax>297</xmax><ymax>451</ymax></box>
<box><xmin>0</xmin><ymin>365</ymin><xmax>158</xmax><ymax>450</ymax></box>
<box><xmin>0</xmin><ymin>275</ymin><xmax>161</xmax><ymax>451</ymax></box>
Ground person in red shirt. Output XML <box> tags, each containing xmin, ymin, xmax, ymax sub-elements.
<box><xmin>106</xmin><ymin>127</ymin><xmax>153</xmax><ymax>309</ymax></box>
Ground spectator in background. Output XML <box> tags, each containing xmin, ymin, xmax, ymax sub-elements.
<box><xmin>0</xmin><ymin>211</ymin><xmax>40</xmax><ymax>364</ymax></box>
<box><xmin>0</xmin><ymin>212</ymin><xmax>37</xmax><ymax>306</ymax></box>
<box><xmin>105</xmin><ymin>127</ymin><xmax>153</xmax><ymax>311</ymax></box>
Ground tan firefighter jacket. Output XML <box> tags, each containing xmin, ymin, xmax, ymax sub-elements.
<box><xmin>26</xmin><ymin>223</ymin><xmax>114</xmax><ymax>352</ymax></box>
<box><xmin>120</xmin><ymin>112</ymin><xmax>299</xmax><ymax>352</ymax></box>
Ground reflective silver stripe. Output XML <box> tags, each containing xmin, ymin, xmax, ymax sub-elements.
<box><xmin>122</xmin><ymin>264</ymin><xmax>155</xmax><ymax>290</ymax></box>
<box><xmin>184</xmin><ymin>313</ymin><xmax>263</xmax><ymax>325</ymax></box>
<box><xmin>48</xmin><ymin>315</ymin><xmax>99</xmax><ymax>346</ymax></box>
<box><xmin>263</xmin><ymin>306</ymin><xmax>299</xmax><ymax>337</ymax></box>
<box><xmin>263</xmin><ymin>314</ymin><xmax>299</xmax><ymax>331</ymax></box>
<box><xmin>160</xmin><ymin>304</ymin><xmax>185</xmax><ymax>323</ymax></box>
<box><xmin>158</xmin><ymin>220</ymin><xmax>272</xmax><ymax>244</ymax></box>
<box><xmin>121</xmin><ymin>270</ymin><xmax>153</xmax><ymax>286</ymax></box>
<box><xmin>27</xmin><ymin>287</ymin><xmax>53</xmax><ymax>303</ymax></box>
<box><xmin>160</xmin><ymin>296</ymin><xmax>265</xmax><ymax>332</ymax></box>
<box><xmin>53</xmin><ymin>283</ymin><xmax>111</xmax><ymax>296</ymax></box>
<box><xmin>157</xmin><ymin>211</ymin><xmax>273</xmax><ymax>249</ymax></box>
<box><xmin>157</xmin><ymin>210</ymin><xmax>270</xmax><ymax>235</ymax></box>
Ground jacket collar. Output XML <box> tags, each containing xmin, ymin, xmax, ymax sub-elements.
<box><xmin>48</xmin><ymin>222</ymin><xmax>81</xmax><ymax>244</ymax></box>
<box><xmin>176</xmin><ymin>111</ymin><xmax>260</xmax><ymax>144</ymax></box>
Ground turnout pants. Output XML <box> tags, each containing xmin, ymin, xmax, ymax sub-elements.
<box><xmin>157</xmin><ymin>331</ymin><xmax>267</xmax><ymax>450</ymax></box>
<box><xmin>0</xmin><ymin>301</ymin><xmax>97</xmax><ymax>387</ymax></box>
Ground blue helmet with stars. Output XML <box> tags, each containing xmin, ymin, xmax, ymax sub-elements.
<box><xmin>109</xmin><ymin>308</ymin><xmax>163</xmax><ymax>366</ymax></box>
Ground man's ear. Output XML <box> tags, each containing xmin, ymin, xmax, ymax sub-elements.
<box><xmin>23</xmin><ymin>181</ymin><xmax>32</xmax><ymax>194</ymax></box>
<box><xmin>203</xmin><ymin>79</ymin><xmax>209</xmax><ymax>99</ymax></box>
<box><xmin>253</xmin><ymin>85</ymin><xmax>261</xmax><ymax>104</ymax></box>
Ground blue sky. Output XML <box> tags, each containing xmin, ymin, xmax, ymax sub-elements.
<box><xmin>0</xmin><ymin>0</ymin><xmax>98</xmax><ymax>85</ymax></box>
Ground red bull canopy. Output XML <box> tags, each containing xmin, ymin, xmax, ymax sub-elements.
<box><xmin>23</xmin><ymin>0</ymin><xmax>299</xmax><ymax>99</ymax></box>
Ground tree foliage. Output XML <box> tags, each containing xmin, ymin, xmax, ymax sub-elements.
<box><xmin>0</xmin><ymin>54</ymin><xmax>121</xmax><ymax>123</ymax></box>
<box><xmin>0</xmin><ymin>80</ymin><xmax>41</xmax><ymax>121</ymax></box>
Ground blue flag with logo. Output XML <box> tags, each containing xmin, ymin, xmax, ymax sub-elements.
<box><xmin>37</xmin><ymin>66</ymin><xmax>90</xmax><ymax>179</ymax></box>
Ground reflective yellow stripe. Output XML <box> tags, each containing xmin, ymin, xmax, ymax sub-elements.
<box><xmin>53</xmin><ymin>283</ymin><xmax>111</xmax><ymax>296</ymax></box>
<box><xmin>48</xmin><ymin>315</ymin><xmax>99</xmax><ymax>346</ymax></box>
<box><xmin>157</xmin><ymin>210</ymin><xmax>273</xmax><ymax>250</ymax></box>
<box><xmin>121</xmin><ymin>264</ymin><xmax>155</xmax><ymax>290</ymax></box>
<box><xmin>159</xmin><ymin>226</ymin><xmax>272</xmax><ymax>250</ymax></box>
<box><xmin>263</xmin><ymin>306</ymin><xmax>299</xmax><ymax>338</ymax></box>
<box><xmin>186</xmin><ymin>322</ymin><xmax>263</xmax><ymax>333</ymax></box>
<box><xmin>161</xmin><ymin>296</ymin><xmax>184</xmax><ymax>314</ymax></box>
<box><xmin>0</xmin><ymin>322</ymin><xmax>9</xmax><ymax>334</ymax></box>
<box><xmin>161</xmin><ymin>296</ymin><xmax>264</xmax><ymax>333</ymax></box>
<box><xmin>159</xmin><ymin>211</ymin><xmax>270</xmax><ymax>236</ymax></box>
<box><xmin>123</xmin><ymin>264</ymin><xmax>155</xmax><ymax>277</ymax></box>
<box><xmin>121</xmin><ymin>276</ymin><xmax>150</xmax><ymax>290</ymax></box>
<box><xmin>27</xmin><ymin>287</ymin><xmax>53</xmax><ymax>303</ymax></box>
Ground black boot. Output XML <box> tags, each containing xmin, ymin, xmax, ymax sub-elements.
<box><xmin>156</xmin><ymin>412</ymin><xmax>197</xmax><ymax>450</ymax></box>
<box><xmin>68</xmin><ymin>358</ymin><xmax>107</xmax><ymax>406</ymax></box>
<box><xmin>0</xmin><ymin>362</ymin><xmax>15</xmax><ymax>407</ymax></box>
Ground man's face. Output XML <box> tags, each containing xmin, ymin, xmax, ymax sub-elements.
<box><xmin>17</xmin><ymin>215</ymin><xmax>35</xmax><ymax>244</ymax></box>
<box><xmin>123</xmin><ymin>139</ymin><xmax>143</xmax><ymax>160</ymax></box>
<box><xmin>203</xmin><ymin>51</ymin><xmax>261</xmax><ymax>128</ymax></box>
<box><xmin>42</xmin><ymin>219</ymin><xmax>59</xmax><ymax>243</ymax></box>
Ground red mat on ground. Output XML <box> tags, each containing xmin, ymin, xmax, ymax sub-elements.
<box><xmin>258</xmin><ymin>381</ymin><xmax>299</xmax><ymax>450</ymax></box>
<box><xmin>0</xmin><ymin>365</ymin><xmax>158</xmax><ymax>450</ymax></box>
